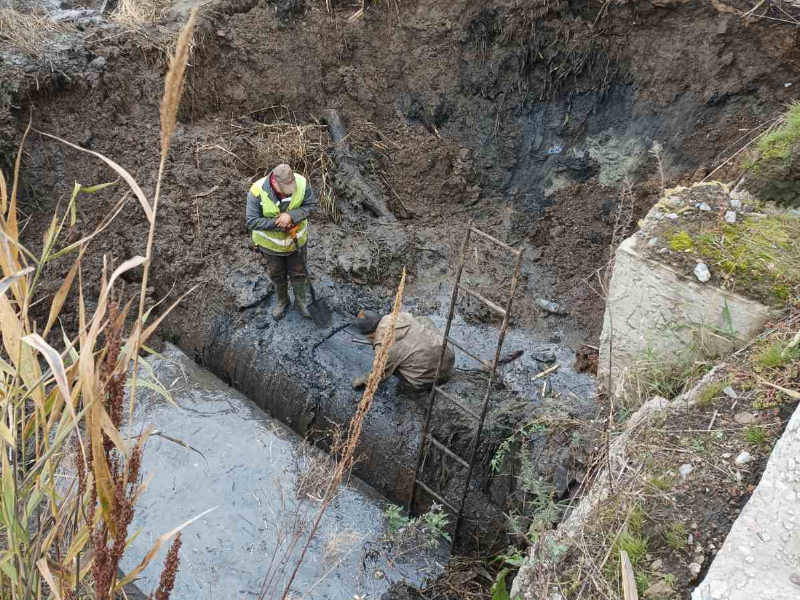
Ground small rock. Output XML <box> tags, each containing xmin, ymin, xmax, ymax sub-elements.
<box><xmin>373</xmin><ymin>569</ymin><xmax>385</xmax><ymax>580</ymax></box>
<box><xmin>697</xmin><ymin>202</ymin><xmax>712</xmax><ymax>212</ymax></box>
<box><xmin>648</xmin><ymin>237</ymin><xmax>660</xmax><ymax>246</ymax></box>
<box><xmin>532</xmin><ymin>350</ymin><xmax>557</xmax><ymax>364</ymax></box>
<box><xmin>679</xmin><ymin>463</ymin><xmax>695</xmax><ymax>479</ymax></box>
<box><xmin>734</xmin><ymin>412</ymin><xmax>756</xmax><ymax>425</ymax></box>
<box><xmin>723</xmin><ymin>386</ymin><xmax>738</xmax><ymax>399</ymax></box>
<box><xmin>722</xmin><ymin>452</ymin><xmax>732</xmax><ymax>459</ymax></box>
<box><xmin>689</xmin><ymin>562</ymin><xmax>702</xmax><ymax>577</ymax></box>
<box><xmin>89</xmin><ymin>56</ymin><xmax>106</xmax><ymax>70</ymax></box>
<box><xmin>694</xmin><ymin>554</ymin><xmax>705</xmax><ymax>565</ymax></box>
<box><xmin>644</xmin><ymin>581</ymin><xmax>674</xmax><ymax>599</ymax></box>
<box><xmin>695</xmin><ymin>543</ymin><xmax>704</xmax><ymax>554</ymax></box>
<box><xmin>650</xmin><ymin>559</ymin><xmax>664</xmax><ymax>571</ymax></box>
<box><xmin>725</xmin><ymin>210</ymin><xmax>737</xmax><ymax>224</ymax></box>
<box><xmin>730</xmin><ymin>198</ymin><xmax>742</xmax><ymax>210</ymax></box>
<box><xmin>688</xmin><ymin>533</ymin><xmax>694</xmax><ymax>545</ymax></box>
<box><xmin>216</xmin><ymin>29</ymin><xmax>226</xmax><ymax>37</ymax></box>
<box><xmin>695</xmin><ymin>262</ymin><xmax>711</xmax><ymax>282</ymax></box>
<box><xmin>666</xmin><ymin>212</ymin><xmax>679</xmax><ymax>221</ymax></box>
<box><xmin>735</xmin><ymin>451</ymin><xmax>752</xmax><ymax>466</ymax></box>
<box><xmin>535</xmin><ymin>298</ymin><xmax>568</xmax><ymax>316</ymax></box>
<box><xmin>657</xmin><ymin>247</ymin><xmax>669</xmax><ymax>254</ymax></box>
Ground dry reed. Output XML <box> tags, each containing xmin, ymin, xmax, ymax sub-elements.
<box><xmin>254</xmin><ymin>110</ymin><xmax>339</xmax><ymax>221</ymax></box>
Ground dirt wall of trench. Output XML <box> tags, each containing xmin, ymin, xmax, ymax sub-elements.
<box><xmin>3</xmin><ymin>0</ymin><xmax>800</xmax><ymax>544</ymax></box>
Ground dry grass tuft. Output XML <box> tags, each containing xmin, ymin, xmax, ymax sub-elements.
<box><xmin>112</xmin><ymin>0</ymin><xmax>170</xmax><ymax>26</ymax></box>
<box><xmin>254</xmin><ymin>108</ymin><xmax>339</xmax><ymax>221</ymax></box>
<box><xmin>0</xmin><ymin>9</ymin><xmax>75</xmax><ymax>57</ymax></box>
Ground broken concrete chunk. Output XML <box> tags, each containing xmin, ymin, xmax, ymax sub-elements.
<box><xmin>725</xmin><ymin>210</ymin><xmax>737</xmax><ymax>223</ymax></box>
<box><xmin>679</xmin><ymin>463</ymin><xmax>695</xmax><ymax>479</ymax></box>
<box><xmin>723</xmin><ymin>386</ymin><xmax>738</xmax><ymax>399</ymax></box>
<box><xmin>535</xmin><ymin>298</ymin><xmax>568</xmax><ymax>315</ymax></box>
<box><xmin>734</xmin><ymin>412</ymin><xmax>756</xmax><ymax>425</ymax></box>
<box><xmin>648</xmin><ymin>237</ymin><xmax>659</xmax><ymax>246</ymax></box>
<box><xmin>666</xmin><ymin>212</ymin><xmax>679</xmax><ymax>221</ymax></box>
<box><xmin>694</xmin><ymin>262</ymin><xmax>711</xmax><ymax>282</ymax></box>
<box><xmin>735</xmin><ymin>451</ymin><xmax>752</xmax><ymax>466</ymax></box>
<box><xmin>730</xmin><ymin>198</ymin><xmax>742</xmax><ymax>210</ymax></box>
<box><xmin>697</xmin><ymin>202</ymin><xmax>712</xmax><ymax>212</ymax></box>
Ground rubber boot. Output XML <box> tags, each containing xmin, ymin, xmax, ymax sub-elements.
<box><xmin>272</xmin><ymin>283</ymin><xmax>290</xmax><ymax>320</ymax></box>
<box><xmin>292</xmin><ymin>280</ymin><xmax>312</xmax><ymax>319</ymax></box>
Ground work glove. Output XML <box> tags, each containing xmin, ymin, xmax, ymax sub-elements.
<box><xmin>352</xmin><ymin>375</ymin><xmax>368</xmax><ymax>390</ymax></box>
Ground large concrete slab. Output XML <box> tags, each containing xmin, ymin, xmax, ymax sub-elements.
<box><xmin>692</xmin><ymin>401</ymin><xmax>800</xmax><ymax>599</ymax></box>
<box><xmin>120</xmin><ymin>344</ymin><xmax>444</xmax><ymax>600</ymax></box>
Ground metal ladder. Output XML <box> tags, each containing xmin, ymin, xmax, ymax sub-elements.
<box><xmin>408</xmin><ymin>222</ymin><xmax>525</xmax><ymax>549</ymax></box>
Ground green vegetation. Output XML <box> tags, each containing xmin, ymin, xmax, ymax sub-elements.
<box><xmin>382</xmin><ymin>503</ymin><xmax>451</xmax><ymax>549</ymax></box>
<box><xmin>746</xmin><ymin>425</ymin><xmax>768</xmax><ymax>447</ymax></box>
<box><xmin>671</xmin><ymin>213</ymin><xmax>800</xmax><ymax>306</ymax></box>
<box><xmin>663</xmin><ymin>522</ymin><xmax>688</xmax><ymax>552</ymax></box>
<box><xmin>756</xmin><ymin>340</ymin><xmax>800</xmax><ymax>368</ymax></box>
<box><xmin>669</xmin><ymin>230</ymin><xmax>695</xmax><ymax>252</ymax></box>
<box><xmin>650</xmin><ymin>474</ymin><xmax>675</xmax><ymax>491</ymax></box>
<box><xmin>756</xmin><ymin>102</ymin><xmax>800</xmax><ymax>163</ymax></box>
<box><xmin>697</xmin><ymin>379</ymin><xmax>727</xmax><ymax>405</ymax></box>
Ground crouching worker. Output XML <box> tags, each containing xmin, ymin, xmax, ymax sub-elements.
<box><xmin>352</xmin><ymin>310</ymin><xmax>456</xmax><ymax>392</ymax></box>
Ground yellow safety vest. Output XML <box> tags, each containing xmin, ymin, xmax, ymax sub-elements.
<box><xmin>250</xmin><ymin>174</ymin><xmax>309</xmax><ymax>253</ymax></box>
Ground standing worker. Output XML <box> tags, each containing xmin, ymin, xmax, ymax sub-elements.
<box><xmin>351</xmin><ymin>310</ymin><xmax>456</xmax><ymax>391</ymax></box>
<box><xmin>246</xmin><ymin>163</ymin><xmax>317</xmax><ymax>320</ymax></box>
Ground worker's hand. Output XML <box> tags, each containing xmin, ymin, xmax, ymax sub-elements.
<box><xmin>275</xmin><ymin>213</ymin><xmax>293</xmax><ymax>230</ymax></box>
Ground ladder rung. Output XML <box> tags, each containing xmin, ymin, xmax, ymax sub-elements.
<box><xmin>425</xmin><ymin>434</ymin><xmax>470</xmax><ymax>468</ymax></box>
<box><xmin>469</xmin><ymin>227</ymin><xmax>522</xmax><ymax>256</ymax></box>
<box><xmin>434</xmin><ymin>386</ymin><xmax>480</xmax><ymax>420</ymax></box>
<box><xmin>414</xmin><ymin>479</ymin><xmax>458</xmax><ymax>513</ymax></box>
<box><xmin>458</xmin><ymin>284</ymin><xmax>507</xmax><ymax>317</ymax></box>
<box><xmin>445</xmin><ymin>337</ymin><xmax>492</xmax><ymax>370</ymax></box>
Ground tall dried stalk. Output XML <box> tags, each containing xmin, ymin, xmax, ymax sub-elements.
<box><xmin>128</xmin><ymin>7</ymin><xmax>197</xmax><ymax>443</ymax></box>
<box><xmin>270</xmin><ymin>268</ymin><xmax>407</xmax><ymax>600</ymax></box>
<box><xmin>0</xmin><ymin>11</ymin><xmax>203</xmax><ymax>600</ymax></box>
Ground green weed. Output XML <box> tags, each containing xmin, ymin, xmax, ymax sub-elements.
<box><xmin>756</xmin><ymin>102</ymin><xmax>800</xmax><ymax>162</ymax></box>
<box><xmin>697</xmin><ymin>380</ymin><xmax>727</xmax><ymax>405</ymax></box>
<box><xmin>746</xmin><ymin>425</ymin><xmax>768</xmax><ymax>447</ymax></box>
<box><xmin>663</xmin><ymin>522</ymin><xmax>687</xmax><ymax>552</ymax></box>
<box><xmin>649</xmin><ymin>474</ymin><xmax>674</xmax><ymax>491</ymax></box>
<box><xmin>669</xmin><ymin>231</ymin><xmax>695</xmax><ymax>252</ymax></box>
<box><xmin>756</xmin><ymin>341</ymin><xmax>799</xmax><ymax>368</ymax></box>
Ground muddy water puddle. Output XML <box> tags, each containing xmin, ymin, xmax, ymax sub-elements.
<box><xmin>122</xmin><ymin>344</ymin><xmax>445</xmax><ymax>600</ymax></box>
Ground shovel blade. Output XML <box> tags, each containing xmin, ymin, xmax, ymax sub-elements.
<box><xmin>308</xmin><ymin>298</ymin><xmax>332</xmax><ymax>329</ymax></box>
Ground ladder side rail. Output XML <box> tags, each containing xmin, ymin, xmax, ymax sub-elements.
<box><xmin>408</xmin><ymin>222</ymin><xmax>474</xmax><ymax>513</ymax></box>
<box><xmin>451</xmin><ymin>246</ymin><xmax>526</xmax><ymax>546</ymax></box>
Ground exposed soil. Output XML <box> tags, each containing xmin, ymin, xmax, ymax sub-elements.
<box><xmin>3</xmin><ymin>0</ymin><xmax>800</xmax><ymax>595</ymax></box>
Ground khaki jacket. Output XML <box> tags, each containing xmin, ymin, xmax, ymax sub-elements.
<box><xmin>373</xmin><ymin>313</ymin><xmax>455</xmax><ymax>390</ymax></box>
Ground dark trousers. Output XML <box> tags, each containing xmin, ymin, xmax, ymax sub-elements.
<box><xmin>260</xmin><ymin>247</ymin><xmax>306</xmax><ymax>286</ymax></box>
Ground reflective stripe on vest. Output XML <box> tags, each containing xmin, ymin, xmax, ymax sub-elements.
<box><xmin>250</xmin><ymin>173</ymin><xmax>309</xmax><ymax>253</ymax></box>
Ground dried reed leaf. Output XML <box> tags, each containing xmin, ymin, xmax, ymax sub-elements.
<box><xmin>8</xmin><ymin>119</ymin><xmax>31</xmax><ymax>265</ymax></box>
<box><xmin>0</xmin><ymin>292</ymin><xmax>44</xmax><ymax>407</ymax></box>
<box><xmin>160</xmin><ymin>8</ymin><xmax>197</xmax><ymax>156</ymax></box>
<box><xmin>0</xmin><ymin>168</ymin><xmax>6</xmax><ymax>216</ymax></box>
<box><xmin>117</xmin><ymin>505</ymin><xmax>218</xmax><ymax>588</ymax></box>
<box><xmin>43</xmin><ymin>252</ymin><xmax>81</xmax><ymax>338</ymax></box>
<box><xmin>21</xmin><ymin>333</ymin><xmax>72</xmax><ymax>410</ymax></box>
<box><xmin>38</xmin><ymin>132</ymin><xmax>154</xmax><ymax>223</ymax></box>
<box><xmin>101</xmin><ymin>408</ymin><xmax>128</xmax><ymax>456</ymax></box>
<box><xmin>36</xmin><ymin>558</ymin><xmax>64</xmax><ymax>600</ymax></box>
<box><xmin>0</xmin><ymin>266</ymin><xmax>33</xmax><ymax>297</ymax></box>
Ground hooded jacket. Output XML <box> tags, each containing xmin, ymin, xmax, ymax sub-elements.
<box><xmin>372</xmin><ymin>312</ymin><xmax>455</xmax><ymax>390</ymax></box>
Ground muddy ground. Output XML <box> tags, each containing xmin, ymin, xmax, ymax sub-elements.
<box><xmin>3</xmin><ymin>0</ymin><xmax>800</xmax><ymax>580</ymax></box>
